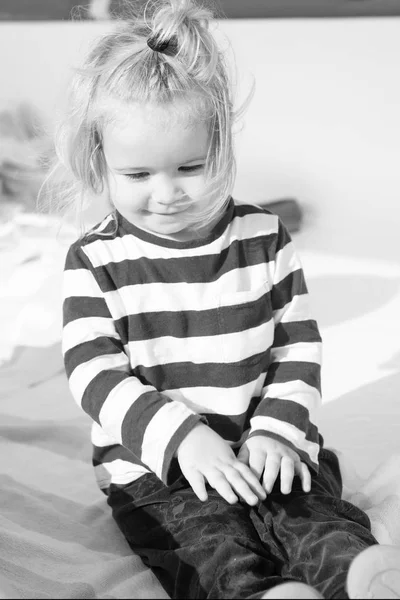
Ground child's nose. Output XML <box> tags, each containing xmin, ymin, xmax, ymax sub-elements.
<box><xmin>153</xmin><ymin>176</ymin><xmax>180</xmax><ymax>205</ymax></box>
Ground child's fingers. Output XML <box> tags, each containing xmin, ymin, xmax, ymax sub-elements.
<box><xmin>280</xmin><ymin>456</ymin><xmax>295</xmax><ymax>494</ymax></box>
<box><xmin>226</xmin><ymin>471</ymin><xmax>258</xmax><ymax>505</ymax></box>
<box><xmin>234</xmin><ymin>461</ymin><xmax>266</xmax><ymax>501</ymax></box>
<box><xmin>262</xmin><ymin>454</ymin><xmax>281</xmax><ymax>494</ymax></box>
<box><xmin>238</xmin><ymin>444</ymin><xmax>265</xmax><ymax>480</ymax></box>
<box><xmin>224</xmin><ymin>464</ymin><xmax>266</xmax><ymax>505</ymax></box>
<box><xmin>207</xmin><ymin>471</ymin><xmax>238</xmax><ymax>505</ymax></box>
<box><xmin>185</xmin><ymin>470</ymin><xmax>208</xmax><ymax>502</ymax></box>
<box><xmin>236</xmin><ymin>444</ymin><xmax>250</xmax><ymax>465</ymax></box>
<box><xmin>297</xmin><ymin>462</ymin><xmax>312</xmax><ymax>493</ymax></box>
<box><xmin>247</xmin><ymin>449</ymin><xmax>266</xmax><ymax>481</ymax></box>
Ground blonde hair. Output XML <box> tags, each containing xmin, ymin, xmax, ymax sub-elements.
<box><xmin>43</xmin><ymin>0</ymin><xmax>253</xmax><ymax>234</ymax></box>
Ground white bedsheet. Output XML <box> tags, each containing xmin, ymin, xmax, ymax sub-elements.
<box><xmin>1</xmin><ymin>213</ymin><xmax>400</xmax><ymax>599</ymax></box>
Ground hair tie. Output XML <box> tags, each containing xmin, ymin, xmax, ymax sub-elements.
<box><xmin>147</xmin><ymin>34</ymin><xmax>177</xmax><ymax>55</ymax></box>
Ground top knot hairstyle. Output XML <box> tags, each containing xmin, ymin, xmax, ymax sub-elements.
<box><xmin>92</xmin><ymin>0</ymin><xmax>224</xmax><ymax>103</ymax></box>
<box><xmin>146</xmin><ymin>32</ymin><xmax>177</xmax><ymax>53</ymax></box>
<box><xmin>47</xmin><ymin>0</ymin><xmax>254</xmax><ymax>232</ymax></box>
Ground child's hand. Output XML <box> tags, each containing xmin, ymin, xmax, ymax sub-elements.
<box><xmin>237</xmin><ymin>436</ymin><xmax>311</xmax><ymax>495</ymax></box>
<box><xmin>176</xmin><ymin>423</ymin><xmax>267</xmax><ymax>505</ymax></box>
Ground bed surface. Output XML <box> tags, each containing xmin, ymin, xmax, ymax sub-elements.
<box><xmin>1</xmin><ymin>212</ymin><xmax>400</xmax><ymax>599</ymax></box>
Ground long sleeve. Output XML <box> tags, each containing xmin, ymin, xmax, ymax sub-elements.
<box><xmin>248</xmin><ymin>219</ymin><xmax>322</xmax><ymax>473</ymax></box>
<box><xmin>62</xmin><ymin>243</ymin><xmax>203</xmax><ymax>483</ymax></box>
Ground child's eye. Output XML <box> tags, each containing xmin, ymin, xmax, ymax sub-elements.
<box><xmin>124</xmin><ymin>165</ymin><xmax>204</xmax><ymax>181</ymax></box>
<box><xmin>179</xmin><ymin>164</ymin><xmax>204</xmax><ymax>173</ymax></box>
<box><xmin>125</xmin><ymin>172</ymin><xmax>149</xmax><ymax>181</ymax></box>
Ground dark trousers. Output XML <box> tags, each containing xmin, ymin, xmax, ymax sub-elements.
<box><xmin>107</xmin><ymin>448</ymin><xmax>378</xmax><ymax>599</ymax></box>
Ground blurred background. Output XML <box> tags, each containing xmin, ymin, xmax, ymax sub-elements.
<box><xmin>1</xmin><ymin>0</ymin><xmax>400</xmax><ymax>475</ymax></box>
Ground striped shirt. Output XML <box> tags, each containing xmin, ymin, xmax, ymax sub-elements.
<box><xmin>62</xmin><ymin>199</ymin><xmax>322</xmax><ymax>493</ymax></box>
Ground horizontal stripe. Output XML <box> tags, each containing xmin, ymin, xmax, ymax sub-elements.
<box><xmin>64</xmin><ymin>247</ymin><xmax>89</xmax><ymax>271</ymax></box>
<box><xmin>124</xmin><ymin>318</ymin><xmax>274</xmax><ymax>368</ymax></box>
<box><xmin>262</xmin><ymin>380</ymin><xmax>321</xmax><ymax>415</ymax></box>
<box><xmin>64</xmin><ymin>336</ymin><xmax>123</xmax><ymax>379</ymax></box>
<box><xmin>92</xmin><ymin>441</ymin><xmax>157</xmax><ymax>484</ymax></box>
<box><xmin>88</xmin><ymin>236</ymin><xmax>276</xmax><ymax>291</ymax></box>
<box><xmin>63</xmin><ymin>268</ymin><xmax>104</xmax><ymax>300</ymax></box>
<box><xmin>273</xmin><ymin>293</ymin><xmax>314</xmax><ymax>324</ymax></box>
<box><xmin>256</xmin><ymin>396</ymin><xmax>319</xmax><ymax>441</ymax></box>
<box><xmin>63</xmin><ymin>296</ymin><xmax>110</xmax><ymax>326</ymax></box>
<box><xmin>213</xmin><ymin>316</ymin><xmax>273</xmax><ymax>365</ymax></box>
<box><xmin>68</xmin><ymin>353</ymin><xmax>129</xmax><ymax>406</ymax></box>
<box><xmin>93</xmin><ymin>442</ymin><xmax>140</xmax><ymax>464</ymax></box>
<box><xmin>99</xmin><ymin>380</ymin><xmax>161</xmax><ymax>445</ymax></box>
<box><xmin>264</xmin><ymin>361</ymin><xmax>321</xmax><ymax>392</ymax></box>
<box><xmin>165</xmin><ymin>374</ymin><xmax>266</xmax><ymax>416</ymax></box>
<box><xmin>101</xmin><ymin>262</ymin><xmax>272</xmax><ymax>318</ymax></box>
<box><xmin>271</xmin><ymin>270</ymin><xmax>307</xmax><ymax>312</ymax></box>
<box><xmin>250</xmin><ymin>415</ymin><xmax>320</xmax><ymax>465</ymax></box>
<box><xmin>270</xmin><ymin>341</ymin><xmax>322</xmax><ymax>365</ymax></box>
<box><xmin>202</xmin><ymin>408</ymin><xmax>255</xmax><ymax>442</ymax></box>
<box><xmin>62</xmin><ymin>316</ymin><xmax>119</xmax><ymax>355</ymax></box>
<box><xmin>132</xmin><ymin>351</ymin><xmax>271</xmax><ymax>391</ymax></box>
<box><xmin>120</xmin><ymin>390</ymin><xmax>175</xmax><ymax>460</ymax></box>
<box><xmin>81</xmin><ymin>369</ymin><xmax>131</xmax><ymax>422</ymax></box>
<box><xmin>94</xmin><ymin>460</ymin><xmax>150</xmax><ymax>488</ymax></box>
<box><xmin>116</xmin><ymin>307</ymin><xmax>219</xmax><ymax>343</ymax></box>
<box><xmin>217</xmin><ymin>279</ymin><xmax>270</xmax><ymax>306</ymax></box>
<box><xmin>114</xmin><ymin>287</ymin><xmax>272</xmax><ymax>344</ymax></box>
<box><xmin>274</xmin><ymin>320</ymin><xmax>322</xmax><ymax>347</ymax></box>
<box><xmin>274</xmin><ymin>217</ymin><xmax>292</xmax><ymax>253</ymax></box>
<box><xmin>274</xmin><ymin>241</ymin><xmax>303</xmax><ymax>286</ymax></box>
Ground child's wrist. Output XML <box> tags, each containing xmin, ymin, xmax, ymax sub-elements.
<box><xmin>176</xmin><ymin>422</ymin><xmax>209</xmax><ymax>457</ymax></box>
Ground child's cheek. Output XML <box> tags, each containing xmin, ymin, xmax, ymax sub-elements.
<box><xmin>184</xmin><ymin>174</ymin><xmax>207</xmax><ymax>200</ymax></box>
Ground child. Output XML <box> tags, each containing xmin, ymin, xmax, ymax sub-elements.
<box><xmin>58</xmin><ymin>1</ymin><xmax>400</xmax><ymax>598</ymax></box>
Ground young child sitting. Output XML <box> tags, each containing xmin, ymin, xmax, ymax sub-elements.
<box><xmin>56</xmin><ymin>1</ymin><xmax>400</xmax><ymax>597</ymax></box>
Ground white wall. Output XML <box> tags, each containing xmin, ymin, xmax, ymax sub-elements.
<box><xmin>223</xmin><ymin>18</ymin><xmax>400</xmax><ymax>264</ymax></box>
<box><xmin>1</xmin><ymin>17</ymin><xmax>399</xmax><ymax>260</ymax></box>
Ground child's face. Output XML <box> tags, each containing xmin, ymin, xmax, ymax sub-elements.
<box><xmin>102</xmin><ymin>100</ymin><xmax>215</xmax><ymax>241</ymax></box>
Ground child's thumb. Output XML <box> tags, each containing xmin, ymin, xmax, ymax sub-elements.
<box><xmin>237</xmin><ymin>443</ymin><xmax>250</xmax><ymax>465</ymax></box>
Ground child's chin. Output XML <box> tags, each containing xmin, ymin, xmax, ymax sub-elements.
<box><xmin>149</xmin><ymin>222</ymin><xmax>191</xmax><ymax>240</ymax></box>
